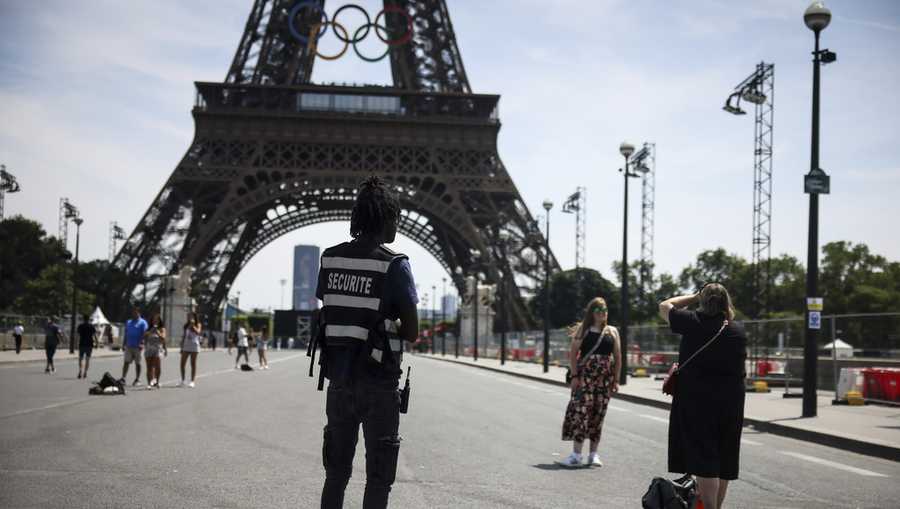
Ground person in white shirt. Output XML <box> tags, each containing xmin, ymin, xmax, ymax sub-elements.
<box><xmin>256</xmin><ymin>326</ymin><xmax>269</xmax><ymax>369</ymax></box>
<box><xmin>13</xmin><ymin>323</ymin><xmax>25</xmax><ymax>354</ymax></box>
<box><xmin>230</xmin><ymin>323</ymin><xmax>250</xmax><ymax>368</ymax></box>
<box><xmin>178</xmin><ymin>313</ymin><xmax>202</xmax><ymax>388</ymax></box>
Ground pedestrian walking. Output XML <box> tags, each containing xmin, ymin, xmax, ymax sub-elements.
<box><xmin>231</xmin><ymin>322</ymin><xmax>250</xmax><ymax>369</ymax></box>
<box><xmin>256</xmin><ymin>326</ymin><xmax>269</xmax><ymax>369</ymax></box>
<box><xmin>208</xmin><ymin>330</ymin><xmax>217</xmax><ymax>351</ymax></box>
<box><xmin>659</xmin><ymin>283</ymin><xmax>746</xmax><ymax>509</ymax></box>
<box><xmin>178</xmin><ymin>312</ymin><xmax>202</xmax><ymax>388</ymax></box>
<box><xmin>44</xmin><ymin>317</ymin><xmax>64</xmax><ymax>374</ymax></box>
<box><xmin>76</xmin><ymin>314</ymin><xmax>97</xmax><ymax>379</ymax></box>
<box><xmin>316</xmin><ymin>175</ymin><xmax>419</xmax><ymax>509</ymax></box>
<box><xmin>559</xmin><ymin>297</ymin><xmax>621</xmax><ymax>468</ymax></box>
<box><xmin>143</xmin><ymin>314</ymin><xmax>167</xmax><ymax>389</ymax></box>
<box><xmin>122</xmin><ymin>307</ymin><xmax>148</xmax><ymax>386</ymax></box>
<box><xmin>13</xmin><ymin>322</ymin><xmax>24</xmax><ymax>354</ymax></box>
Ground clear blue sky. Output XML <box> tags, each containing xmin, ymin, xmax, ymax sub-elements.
<box><xmin>1</xmin><ymin>0</ymin><xmax>898</xmax><ymax>311</ymax></box>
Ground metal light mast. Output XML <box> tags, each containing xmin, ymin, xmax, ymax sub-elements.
<box><xmin>723</xmin><ymin>62</ymin><xmax>775</xmax><ymax>318</ymax></box>
<box><xmin>561</xmin><ymin>187</ymin><xmax>586</xmax><ymax>268</ymax></box>
<box><xmin>629</xmin><ymin>143</ymin><xmax>656</xmax><ymax>298</ymax></box>
<box><xmin>0</xmin><ymin>165</ymin><xmax>22</xmax><ymax>220</ymax></box>
<box><xmin>59</xmin><ymin>198</ymin><xmax>79</xmax><ymax>249</ymax></box>
<box><xmin>109</xmin><ymin>222</ymin><xmax>126</xmax><ymax>261</ymax></box>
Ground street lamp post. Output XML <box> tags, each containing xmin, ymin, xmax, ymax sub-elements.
<box><xmin>619</xmin><ymin>141</ymin><xmax>636</xmax><ymax>385</ymax></box>
<box><xmin>441</xmin><ymin>277</ymin><xmax>447</xmax><ymax>356</ymax></box>
<box><xmin>431</xmin><ymin>285</ymin><xmax>436</xmax><ymax>354</ymax></box>
<box><xmin>542</xmin><ymin>199</ymin><xmax>553</xmax><ymax>373</ymax></box>
<box><xmin>280</xmin><ymin>278</ymin><xmax>287</xmax><ymax>309</ymax></box>
<box><xmin>802</xmin><ymin>0</ymin><xmax>834</xmax><ymax>418</ymax></box>
<box><xmin>69</xmin><ymin>217</ymin><xmax>83</xmax><ymax>353</ymax></box>
<box><xmin>472</xmin><ymin>275</ymin><xmax>478</xmax><ymax>361</ymax></box>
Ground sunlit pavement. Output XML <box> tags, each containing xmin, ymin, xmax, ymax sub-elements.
<box><xmin>1</xmin><ymin>351</ymin><xmax>898</xmax><ymax>508</ymax></box>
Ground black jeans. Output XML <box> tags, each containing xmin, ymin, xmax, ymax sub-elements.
<box><xmin>14</xmin><ymin>335</ymin><xmax>22</xmax><ymax>354</ymax></box>
<box><xmin>321</xmin><ymin>378</ymin><xmax>401</xmax><ymax>509</ymax></box>
<box><xmin>45</xmin><ymin>344</ymin><xmax>57</xmax><ymax>369</ymax></box>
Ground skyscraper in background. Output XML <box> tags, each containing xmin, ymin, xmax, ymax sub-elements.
<box><xmin>293</xmin><ymin>245</ymin><xmax>320</xmax><ymax>311</ymax></box>
<box><xmin>442</xmin><ymin>294</ymin><xmax>457</xmax><ymax>319</ymax></box>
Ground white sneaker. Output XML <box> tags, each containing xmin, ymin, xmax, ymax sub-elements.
<box><xmin>188</xmin><ymin>381</ymin><xmax>195</xmax><ymax>388</ymax></box>
<box><xmin>149</xmin><ymin>378</ymin><xmax>157</xmax><ymax>387</ymax></box>
<box><xmin>587</xmin><ymin>453</ymin><xmax>603</xmax><ymax>467</ymax></box>
<box><xmin>176</xmin><ymin>380</ymin><xmax>184</xmax><ymax>387</ymax></box>
<box><xmin>557</xmin><ymin>452</ymin><xmax>582</xmax><ymax>468</ymax></box>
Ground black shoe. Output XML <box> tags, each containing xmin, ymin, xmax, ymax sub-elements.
<box><xmin>77</xmin><ymin>372</ymin><xmax>82</xmax><ymax>379</ymax></box>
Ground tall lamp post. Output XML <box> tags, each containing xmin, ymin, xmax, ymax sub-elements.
<box><xmin>619</xmin><ymin>141</ymin><xmax>637</xmax><ymax>385</ymax></box>
<box><xmin>431</xmin><ymin>285</ymin><xmax>436</xmax><ymax>354</ymax></box>
<box><xmin>69</xmin><ymin>217</ymin><xmax>84</xmax><ymax>353</ymax></box>
<box><xmin>441</xmin><ymin>277</ymin><xmax>447</xmax><ymax>356</ymax></box>
<box><xmin>802</xmin><ymin>1</ymin><xmax>834</xmax><ymax>418</ymax></box>
<box><xmin>542</xmin><ymin>199</ymin><xmax>553</xmax><ymax>373</ymax></box>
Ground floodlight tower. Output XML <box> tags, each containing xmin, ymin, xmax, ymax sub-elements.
<box><xmin>0</xmin><ymin>165</ymin><xmax>22</xmax><ymax>220</ymax></box>
<box><xmin>109</xmin><ymin>222</ymin><xmax>126</xmax><ymax>261</ymax></box>
<box><xmin>59</xmin><ymin>198</ymin><xmax>79</xmax><ymax>250</ymax></box>
<box><xmin>561</xmin><ymin>187</ymin><xmax>586</xmax><ymax>269</ymax></box>
<box><xmin>629</xmin><ymin>143</ymin><xmax>656</xmax><ymax>298</ymax></box>
<box><xmin>723</xmin><ymin>62</ymin><xmax>775</xmax><ymax>318</ymax></box>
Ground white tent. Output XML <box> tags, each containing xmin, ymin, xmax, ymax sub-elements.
<box><xmin>89</xmin><ymin>306</ymin><xmax>110</xmax><ymax>326</ymax></box>
<box><xmin>824</xmin><ymin>339</ymin><xmax>854</xmax><ymax>358</ymax></box>
<box><xmin>89</xmin><ymin>306</ymin><xmax>119</xmax><ymax>343</ymax></box>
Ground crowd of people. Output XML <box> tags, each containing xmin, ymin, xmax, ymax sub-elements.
<box><xmin>11</xmin><ymin>307</ymin><xmax>274</xmax><ymax>388</ymax></box>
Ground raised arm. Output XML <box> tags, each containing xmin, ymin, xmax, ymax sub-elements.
<box><xmin>659</xmin><ymin>293</ymin><xmax>700</xmax><ymax>324</ymax></box>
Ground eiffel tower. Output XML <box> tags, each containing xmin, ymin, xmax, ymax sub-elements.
<box><xmin>110</xmin><ymin>0</ymin><xmax>558</xmax><ymax>329</ymax></box>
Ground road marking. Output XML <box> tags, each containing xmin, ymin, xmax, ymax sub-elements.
<box><xmin>639</xmin><ymin>414</ymin><xmax>669</xmax><ymax>424</ymax></box>
<box><xmin>608</xmin><ymin>405</ymin><xmax>633</xmax><ymax>413</ymax></box>
<box><xmin>741</xmin><ymin>439</ymin><xmax>762</xmax><ymax>446</ymax></box>
<box><xmin>780</xmin><ymin>452</ymin><xmax>888</xmax><ymax>478</ymax></box>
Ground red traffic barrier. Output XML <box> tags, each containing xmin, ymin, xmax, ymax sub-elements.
<box><xmin>862</xmin><ymin>368</ymin><xmax>883</xmax><ymax>400</ymax></box>
<box><xmin>880</xmin><ymin>369</ymin><xmax>900</xmax><ymax>402</ymax></box>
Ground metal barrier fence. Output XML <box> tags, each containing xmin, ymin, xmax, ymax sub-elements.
<box><xmin>445</xmin><ymin>313</ymin><xmax>900</xmax><ymax>395</ymax></box>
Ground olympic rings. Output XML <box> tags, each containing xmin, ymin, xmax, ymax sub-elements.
<box><xmin>286</xmin><ymin>1</ymin><xmax>414</xmax><ymax>62</ymax></box>
<box><xmin>311</xmin><ymin>21</ymin><xmax>349</xmax><ymax>61</ymax></box>
<box><xmin>351</xmin><ymin>23</ymin><xmax>391</xmax><ymax>63</ymax></box>
<box><xmin>374</xmin><ymin>5</ymin><xmax>413</xmax><ymax>46</ymax></box>
<box><xmin>331</xmin><ymin>4</ymin><xmax>370</xmax><ymax>44</ymax></box>
<box><xmin>288</xmin><ymin>1</ymin><xmax>328</xmax><ymax>45</ymax></box>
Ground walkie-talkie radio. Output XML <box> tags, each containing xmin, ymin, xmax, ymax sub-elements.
<box><xmin>399</xmin><ymin>367</ymin><xmax>411</xmax><ymax>414</ymax></box>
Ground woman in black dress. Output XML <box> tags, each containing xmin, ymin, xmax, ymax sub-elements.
<box><xmin>659</xmin><ymin>283</ymin><xmax>746</xmax><ymax>509</ymax></box>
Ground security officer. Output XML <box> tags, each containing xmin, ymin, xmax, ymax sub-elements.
<box><xmin>315</xmin><ymin>175</ymin><xmax>419</xmax><ymax>509</ymax></box>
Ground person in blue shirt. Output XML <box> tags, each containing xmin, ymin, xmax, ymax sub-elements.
<box><xmin>122</xmin><ymin>307</ymin><xmax>148</xmax><ymax>386</ymax></box>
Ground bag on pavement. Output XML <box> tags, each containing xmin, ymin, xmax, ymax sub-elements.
<box><xmin>89</xmin><ymin>371</ymin><xmax>126</xmax><ymax>395</ymax></box>
<box><xmin>240</xmin><ymin>363</ymin><xmax>253</xmax><ymax>371</ymax></box>
<box><xmin>641</xmin><ymin>474</ymin><xmax>698</xmax><ymax>509</ymax></box>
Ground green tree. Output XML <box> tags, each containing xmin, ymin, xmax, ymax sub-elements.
<box><xmin>530</xmin><ymin>268</ymin><xmax>620</xmax><ymax>329</ymax></box>
<box><xmin>0</xmin><ymin>216</ymin><xmax>69</xmax><ymax>311</ymax></box>
<box><xmin>678</xmin><ymin>248</ymin><xmax>753</xmax><ymax>317</ymax></box>
<box><xmin>820</xmin><ymin>241</ymin><xmax>899</xmax><ymax>313</ymax></box>
<box><xmin>13</xmin><ymin>263</ymin><xmax>95</xmax><ymax>317</ymax></box>
<box><xmin>767</xmin><ymin>254</ymin><xmax>806</xmax><ymax>317</ymax></box>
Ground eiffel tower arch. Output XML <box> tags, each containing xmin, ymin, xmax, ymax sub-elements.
<box><xmin>110</xmin><ymin>0</ymin><xmax>558</xmax><ymax>330</ymax></box>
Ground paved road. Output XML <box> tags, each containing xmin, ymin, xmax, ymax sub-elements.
<box><xmin>1</xmin><ymin>351</ymin><xmax>897</xmax><ymax>508</ymax></box>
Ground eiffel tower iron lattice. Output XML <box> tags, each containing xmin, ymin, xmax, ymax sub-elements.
<box><xmin>109</xmin><ymin>0</ymin><xmax>558</xmax><ymax>329</ymax></box>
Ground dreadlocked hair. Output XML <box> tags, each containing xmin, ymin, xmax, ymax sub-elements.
<box><xmin>350</xmin><ymin>175</ymin><xmax>400</xmax><ymax>238</ymax></box>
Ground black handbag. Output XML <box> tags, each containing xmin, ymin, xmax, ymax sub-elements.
<box><xmin>641</xmin><ymin>474</ymin><xmax>698</xmax><ymax>509</ymax></box>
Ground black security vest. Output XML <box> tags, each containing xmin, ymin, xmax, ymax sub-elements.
<box><xmin>319</xmin><ymin>242</ymin><xmax>406</xmax><ymax>371</ymax></box>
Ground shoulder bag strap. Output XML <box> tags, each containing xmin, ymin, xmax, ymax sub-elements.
<box><xmin>676</xmin><ymin>320</ymin><xmax>728</xmax><ymax>373</ymax></box>
<box><xmin>576</xmin><ymin>325</ymin><xmax>609</xmax><ymax>370</ymax></box>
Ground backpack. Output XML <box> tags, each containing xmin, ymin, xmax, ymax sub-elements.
<box><xmin>642</xmin><ymin>475</ymin><xmax>698</xmax><ymax>509</ymax></box>
<box><xmin>89</xmin><ymin>371</ymin><xmax>126</xmax><ymax>395</ymax></box>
